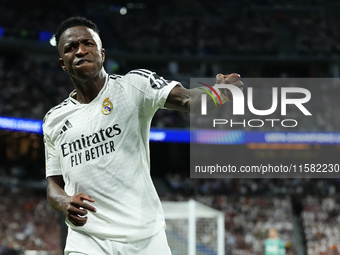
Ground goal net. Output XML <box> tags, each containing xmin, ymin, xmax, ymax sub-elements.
<box><xmin>162</xmin><ymin>199</ymin><xmax>225</xmax><ymax>255</ymax></box>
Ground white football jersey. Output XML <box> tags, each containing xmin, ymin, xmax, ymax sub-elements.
<box><xmin>43</xmin><ymin>69</ymin><xmax>180</xmax><ymax>242</ymax></box>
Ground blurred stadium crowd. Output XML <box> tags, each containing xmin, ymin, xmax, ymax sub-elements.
<box><xmin>1</xmin><ymin>0</ymin><xmax>340</xmax><ymax>255</ymax></box>
<box><xmin>1</xmin><ymin>0</ymin><xmax>340</xmax><ymax>57</ymax></box>
<box><xmin>3</xmin><ymin>170</ymin><xmax>340</xmax><ymax>255</ymax></box>
<box><xmin>302</xmin><ymin>196</ymin><xmax>340</xmax><ymax>255</ymax></box>
<box><xmin>162</xmin><ymin>176</ymin><xmax>340</xmax><ymax>255</ymax></box>
<box><xmin>0</xmin><ymin>179</ymin><xmax>61</xmax><ymax>254</ymax></box>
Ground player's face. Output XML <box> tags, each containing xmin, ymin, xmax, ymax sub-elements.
<box><xmin>58</xmin><ymin>26</ymin><xmax>105</xmax><ymax>80</ymax></box>
<box><xmin>269</xmin><ymin>229</ymin><xmax>277</xmax><ymax>239</ymax></box>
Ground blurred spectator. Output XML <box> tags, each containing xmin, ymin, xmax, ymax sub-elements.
<box><xmin>264</xmin><ymin>228</ymin><xmax>286</xmax><ymax>255</ymax></box>
<box><xmin>1</xmin><ymin>241</ymin><xmax>19</xmax><ymax>255</ymax></box>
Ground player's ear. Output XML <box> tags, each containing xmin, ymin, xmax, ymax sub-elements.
<box><xmin>101</xmin><ymin>48</ymin><xmax>105</xmax><ymax>62</ymax></box>
<box><xmin>59</xmin><ymin>58</ymin><xmax>67</xmax><ymax>72</ymax></box>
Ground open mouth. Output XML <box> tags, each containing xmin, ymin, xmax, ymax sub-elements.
<box><xmin>75</xmin><ymin>59</ymin><xmax>92</xmax><ymax>66</ymax></box>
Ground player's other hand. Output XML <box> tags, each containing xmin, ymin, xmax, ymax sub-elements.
<box><xmin>62</xmin><ymin>193</ymin><xmax>97</xmax><ymax>227</ymax></box>
<box><xmin>216</xmin><ymin>73</ymin><xmax>243</xmax><ymax>102</ymax></box>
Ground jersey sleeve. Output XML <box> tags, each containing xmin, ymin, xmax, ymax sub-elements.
<box><xmin>121</xmin><ymin>69</ymin><xmax>182</xmax><ymax>118</ymax></box>
<box><xmin>43</xmin><ymin>128</ymin><xmax>62</xmax><ymax>178</ymax></box>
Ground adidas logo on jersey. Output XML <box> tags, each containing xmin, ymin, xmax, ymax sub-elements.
<box><xmin>60</xmin><ymin>120</ymin><xmax>73</xmax><ymax>134</ymax></box>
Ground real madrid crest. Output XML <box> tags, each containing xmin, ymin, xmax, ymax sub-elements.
<box><xmin>101</xmin><ymin>97</ymin><xmax>113</xmax><ymax>115</ymax></box>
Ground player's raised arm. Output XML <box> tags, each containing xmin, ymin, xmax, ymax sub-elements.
<box><xmin>164</xmin><ymin>73</ymin><xmax>243</xmax><ymax>114</ymax></box>
<box><xmin>47</xmin><ymin>175</ymin><xmax>97</xmax><ymax>227</ymax></box>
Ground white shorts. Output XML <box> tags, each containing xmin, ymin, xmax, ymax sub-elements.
<box><xmin>64</xmin><ymin>228</ymin><xmax>172</xmax><ymax>255</ymax></box>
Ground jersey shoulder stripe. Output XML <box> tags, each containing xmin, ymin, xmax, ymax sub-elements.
<box><xmin>134</xmin><ymin>69</ymin><xmax>152</xmax><ymax>75</ymax></box>
<box><xmin>109</xmin><ymin>74</ymin><xmax>121</xmax><ymax>80</ymax></box>
<box><xmin>128</xmin><ymin>69</ymin><xmax>153</xmax><ymax>77</ymax></box>
<box><xmin>128</xmin><ymin>70</ymin><xmax>150</xmax><ymax>79</ymax></box>
<box><xmin>43</xmin><ymin>98</ymin><xmax>73</xmax><ymax>123</ymax></box>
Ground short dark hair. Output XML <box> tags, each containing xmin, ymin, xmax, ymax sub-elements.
<box><xmin>55</xmin><ymin>16</ymin><xmax>100</xmax><ymax>47</ymax></box>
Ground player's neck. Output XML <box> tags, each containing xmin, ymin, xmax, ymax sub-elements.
<box><xmin>71</xmin><ymin>69</ymin><xmax>107</xmax><ymax>104</ymax></box>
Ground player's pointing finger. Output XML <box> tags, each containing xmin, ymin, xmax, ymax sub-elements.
<box><xmin>78</xmin><ymin>193</ymin><xmax>96</xmax><ymax>202</ymax></box>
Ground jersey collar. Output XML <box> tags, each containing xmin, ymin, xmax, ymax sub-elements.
<box><xmin>69</xmin><ymin>74</ymin><xmax>109</xmax><ymax>105</ymax></box>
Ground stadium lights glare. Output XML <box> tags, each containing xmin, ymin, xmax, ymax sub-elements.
<box><xmin>120</xmin><ymin>7</ymin><xmax>127</xmax><ymax>15</ymax></box>
<box><xmin>49</xmin><ymin>36</ymin><xmax>56</xmax><ymax>47</ymax></box>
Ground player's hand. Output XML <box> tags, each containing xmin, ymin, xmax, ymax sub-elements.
<box><xmin>61</xmin><ymin>193</ymin><xmax>97</xmax><ymax>227</ymax></box>
<box><xmin>216</xmin><ymin>73</ymin><xmax>243</xmax><ymax>102</ymax></box>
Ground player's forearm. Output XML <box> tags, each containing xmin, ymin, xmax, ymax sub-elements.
<box><xmin>46</xmin><ymin>177</ymin><xmax>70</xmax><ymax>213</ymax></box>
